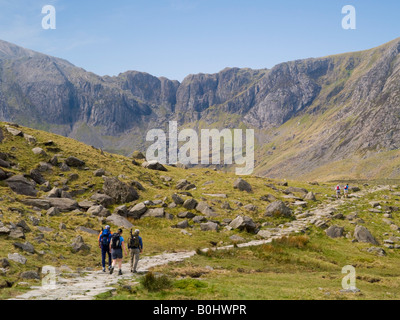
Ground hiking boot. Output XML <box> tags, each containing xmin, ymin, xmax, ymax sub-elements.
<box><xmin>102</xmin><ymin>267</ymin><xmax>106</xmax><ymax>272</ymax></box>
<box><xmin>118</xmin><ymin>270</ymin><xmax>122</xmax><ymax>276</ymax></box>
<box><xmin>109</xmin><ymin>266</ymin><xmax>114</xmax><ymax>275</ymax></box>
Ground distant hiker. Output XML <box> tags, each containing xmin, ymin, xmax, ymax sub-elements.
<box><xmin>109</xmin><ymin>228</ymin><xmax>128</xmax><ymax>276</ymax></box>
<box><xmin>336</xmin><ymin>185</ymin><xmax>341</xmax><ymax>199</ymax></box>
<box><xmin>344</xmin><ymin>184</ymin><xmax>349</xmax><ymax>198</ymax></box>
<box><xmin>98</xmin><ymin>225</ymin><xmax>112</xmax><ymax>272</ymax></box>
<box><xmin>128</xmin><ymin>229</ymin><xmax>143</xmax><ymax>273</ymax></box>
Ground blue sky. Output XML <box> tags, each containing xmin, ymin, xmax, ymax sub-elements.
<box><xmin>0</xmin><ymin>0</ymin><xmax>399</xmax><ymax>81</ymax></box>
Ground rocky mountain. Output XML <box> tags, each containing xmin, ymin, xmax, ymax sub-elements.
<box><xmin>1</xmin><ymin>38</ymin><xmax>400</xmax><ymax>180</ymax></box>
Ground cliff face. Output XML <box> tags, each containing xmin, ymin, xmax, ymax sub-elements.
<box><xmin>1</xmin><ymin>38</ymin><xmax>400</xmax><ymax>179</ymax></box>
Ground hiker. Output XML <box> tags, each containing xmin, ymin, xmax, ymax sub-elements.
<box><xmin>109</xmin><ymin>228</ymin><xmax>128</xmax><ymax>276</ymax></box>
<box><xmin>128</xmin><ymin>229</ymin><xmax>143</xmax><ymax>273</ymax></box>
<box><xmin>98</xmin><ymin>225</ymin><xmax>113</xmax><ymax>272</ymax></box>
<box><xmin>336</xmin><ymin>185</ymin><xmax>341</xmax><ymax>199</ymax></box>
<box><xmin>344</xmin><ymin>184</ymin><xmax>349</xmax><ymax>198</ymax></box>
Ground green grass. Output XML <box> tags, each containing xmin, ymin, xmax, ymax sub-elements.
<box><xmin>108</xmin><ymin>233</ymin><xmax>400</xmax><ymax>300</ymax></box>
<box><xmin>1</xmin><ymin>122</ymin><xmax>400</xmax><ymax>300</ymax></box>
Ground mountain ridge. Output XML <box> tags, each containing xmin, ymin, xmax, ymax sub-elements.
<box><xmin>1</xmin><ymin>38</ymin><xmax>400</xmax><ymax>180</ymax></box>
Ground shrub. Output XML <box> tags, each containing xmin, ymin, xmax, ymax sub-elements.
<box><xmin>141</xmin><ymin>272</ymin><xmax>172</xmax><ymax>292</ymax></box>
<box><xmin>272</xmin><ymin>235</ymin><xmax>309</xmax><ymax>249</ymax></box>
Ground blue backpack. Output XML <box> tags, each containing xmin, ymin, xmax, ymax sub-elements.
<box><xmin>100</xmin><ymin>229</ymin><xmax>111</xmax><ymax>247</ymax></box>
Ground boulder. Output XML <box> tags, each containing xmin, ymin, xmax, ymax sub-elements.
<box><xmin>9</xmin><ymin>227</ymin><xmax>25</xmax><ymax>240</ymax></box>
<box><xmin>20</xmin><ymin>198</ymin><xmax>51</xmax><ymax>210</ymax></box>
<box><xmin>23</xmin><ymin>134</ymin><xmax>37</xmax><ymax>144</ymax></box>
<box><xmin>177</xmin><ymin>211</ymin><xmax>196</xmax><ymax>219</ymax></box>
<box><xmin>16</xmin><ymin>220</ymin><xmax>31</xmax><ymax>233</ymax></box>
<box><xmin>6</xmin><ymin>175</ymin><xmax>38</xmax><ymax>197</ymax></box>
<box><xmin>6</xmin><ymin>126</ymin><xmax>23</xmax><ymax>137</ymax></box>
<box><xmin>172</xmin><ymin>193</ymin><xmax>184</xmax><ymax>205</ymax></box>
<box><xmin>229</xmin><ymin>216</ymin><xmax>257</xmax><ymax>233</ymax></box>
<box><xmin>87</xmin><ymin>205</ymin><xmax>110</xmax><ymax>217</ymax></box>
<box><xmin>106</xmin><ymin>214</ymin><xmax>134</xmax><ymax>229</ymax></box>
<box><xmin>20</xmin><ymin>271</ymin><xmax>40</xmax><ymax>280</ymax></box>
<box><xmin>103</xmin><ymin>177</ymin><xmax>139</xmax><ymax>204</ymax></box>
<box><xmin>91</xmin><ymin>193</ymin><xmax>115</xmax><ymax>207</ymax></box>
<box><xmin>32</xmin><ymin>147</ymin><xmax>47</xmax><ymax>157</ymax></box>
<box><xmin>260</xmin><ymin>194</ymin><xmax>277</xmax><ymax>202</ymax></box>
<box><xmin>46</xmin><ymin>207</ymin><xmax>60</xmax><ymax>217</ymax></box>
<box><xmin>243</xmin><ymin>204</ymin><xmax>257</xmax><ymax>211</ymax></box>
<box><xmin>200</xmin><ymin>222</ymin><xmax>219</xmax><ymax>232</ymax></box>
<box><xmin>78</xmin><ymin>200</ymin><xmax>96</xmax><ymax>210</ymax></box>
<box><xmin>13</xmin><ymin>242</ymin><xmax>35</xmax><ymax>254</ymax></box>
<box><xmin>367</xmin><ymin>247</ymin><xmax>386</xmax><ymax>256</ymax></box>
<box><xmin>264</xmin><ymin>201</ymin><xmax>292</xmax><ymax>217</ymax></box>
<box><xmin>0</xmin><ymin>225</ymin><xmax>10</xmax><ymax>236</ymax></box>
<box><xmin>141</xmin><ymin>208</ymin><xmax>166</xmax><ymax>219</ymax></box>
<box><xmin>114</xmin><ymin>205</ymin><xmax>128</xmax><ymax>216</ymax></box>
<box><xmin>196</xmin><ymin>201</ymin><xmax>218</xmax><ymax>217</ymax></box>
<box><xmin>94</xmin><ymin>168</ymin><xmax>105</xmax><ymax>177</ymax></box>
<box><xmin>176</xmin><ymin>179</ymin><xmax>196</xmax><ymax>190</ymax></box>
<box><xmin>131</xmin><ymin>181</ymin><xmax>145</xmax><ymax>191</ymax></box>
<box><xmin>325</xmin><ymin>225</ymin><xmax>344</xmax><ymax>238</ymax></box>
<box><xmin>59</xmin><ymin>162</ymin><xmax>71</xmax><ymax>172</ymax></box>
<box><xmin>183</xmin><ymin>198</ymin><xmax>198</xmax><ymax>210</ymax></box>
<box><xmin>160</xmin><ymin>176</ymin><xmax>172</xmax><ymax>182</ymax></box>
<box><xmin>0</xmin><ymin>168</ymin><xmax>8</xmax><ymax>181</ymax></box>
<box><xmin>8</xmin><ymin>253</ymin><xmax>27</xmax><ymax>265</ymax></box>
<box><xmin>0</xmin><ymin>258</ymin><xmax>10</xmax><ymax>268</ymax></box>
<box><xmin>233</xmin><ymin>178</ymin><xmax>252</xmax><ymax>192</ymax></box>
<box><xmin>128</xmin><ymin>203</ymin><xmax>148</xmax><ymax>219</ymax></box>
<box><xmin>0</xmin><ymin>159</ymin><xmax>10</xmax><ymax>169</ymax></box>
<box><xmin>40</xmin><ymin>181</ymin><xmax>52</xmax><ymax>192</ymax></box>
<box><xmin>176</xmin><ymin>220</ymin><xmax>190</xmax><ymax>229</ymax></box>
<box><xmin>49</xmin><ymin>156</ymin><xmax>59</xmax><ymax>166</ymax></box>
<box><xmin>47</xmin><ymin>187</ymin><xmax>62</xmax><ymax>198</ymax></box>
<box><xmin>304</xmin><ymin>192</ymin><xmax>317</xmax><ymax>201</ymax></box>
<box><xmin>29</xmin><ymin>169</ymin><xmax>46</xmax><ymax>185</ymax></box>
<box><xmin>193</xmin><ymin>216</ymin><xmax>207</xmax><ymax>223</ymax></box>
<box><xmin>65</xmin><ymin>156</ymin><xmax>85</xmax><ymax>167</ymax></box>
<box><xmin>142</xmin><ymin>160</ymin><xmax>167</xmax><ymax>172</ymax></box>
<box><xmin>70</xmin><ymin>236</ymin><xmax>90</xmax><ymax>254</ymax></box>
<box><xmin>221</xmin><ymin>201</ymin><xmax>232</xmax><ymax>210</ymax></box>
<box><xmin>46</xmin><ymin>198</ymin><xmax>79</xmax><ymax>212</ymax></box>
<box><xmin>354</xmin><ymin>225</ymin><xmax>379</xmax><ymax>245</ymax></box>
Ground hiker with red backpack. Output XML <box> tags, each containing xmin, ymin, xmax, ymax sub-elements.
<box><xmin>336</xmin><ymin>185</ymin><xmax>341</xmax><ymax>199</ymax></box>
<box><xmin>98</xmin><ymin>225</ymin><xmax>113</xmax><ymax>272</ymax></box>
<box><xmin>344</xmin><ymin>184</ymin><xmax>349</xmax><ymax>198</ymax></box>
<box><xmin>109</xmin><ymin>228</ymin><xmax>128</xmax><ymax>276</ymax></box>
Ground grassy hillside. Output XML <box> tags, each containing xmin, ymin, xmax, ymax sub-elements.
<box><xmin>1</xmin><ymin>122</ymin><xmax>400</xmax><ymax>300</ymax></box>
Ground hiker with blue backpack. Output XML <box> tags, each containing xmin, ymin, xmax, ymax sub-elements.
<box><xmin>98</xmin><ymin>225</ymin><xmax>113</xmax><ymax>272</ymax></box>
<box><xmin>109</xmin><ymin>228</ymin><xmax>128</xmax><ymax>276</ymax></box>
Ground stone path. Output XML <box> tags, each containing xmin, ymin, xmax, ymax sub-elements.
<box><xmin>11</xmin><ymin>185</ymin><xmax>389</xmax><ymax>300</ymax></box>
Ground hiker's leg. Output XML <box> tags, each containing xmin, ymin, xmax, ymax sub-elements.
<box><xmin>101</xmin><ymin>247</ymin><xmax>106</xmax><ymax>269</ymax></box>
<box><xmin>133</xmin><ymin>249</ymin><xmax>140</xmax><ymax>272</ymax></box>
<box><xmin>107</xmin><ymin>249</ymin><xmax>112</xmax><ymax>267</ymax></box>
<box><xmin>130</xmin><ymin>249</ymin><xmax>134</xmax><ymax>271</ymax></box>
